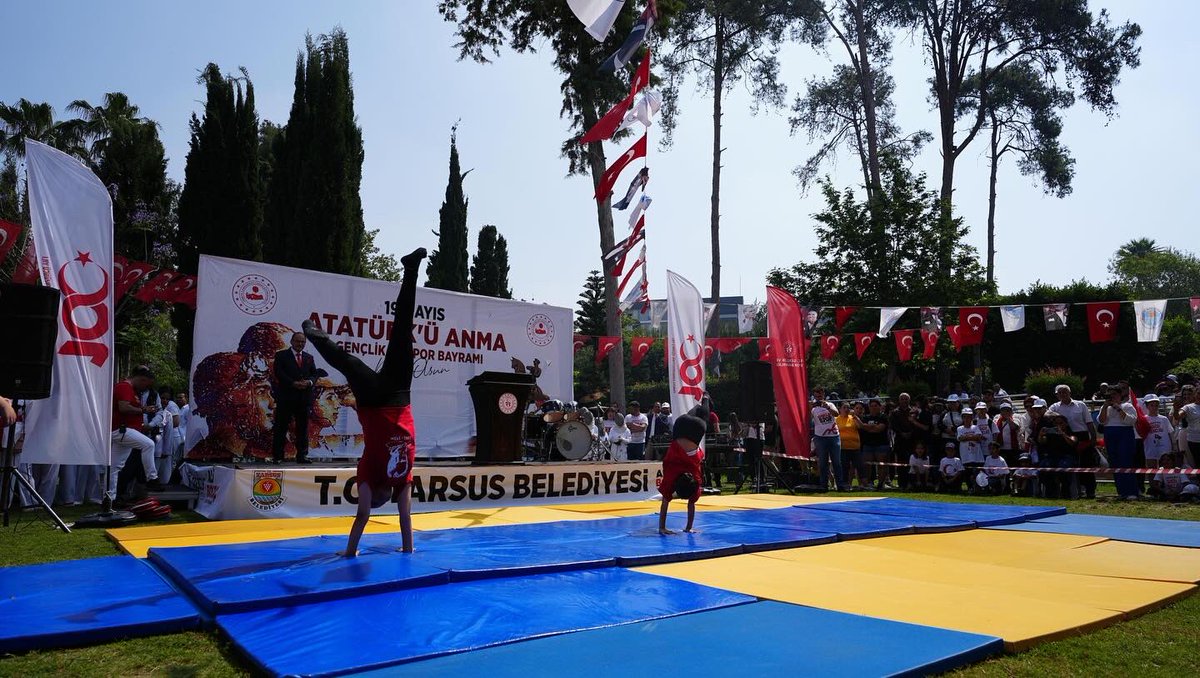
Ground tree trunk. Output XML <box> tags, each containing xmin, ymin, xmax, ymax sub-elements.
<box><xmin>853</xmin><ymin>0</ymin><xmax>882</xmax><ymax>201</ymax></box>
<box><xmin>708</xmin><ymin>15</ymin><xmax>725</xmax><ymax>338</ymax></box>
<box><xmin>986</xmin><ymin>118</ymin><xmax>1000</xmax><ymax>291</ymax></box>
<box><xmin>583</xmin><ymin>103</ymin><xmax>625</xmax><ymax>410</ymax></box>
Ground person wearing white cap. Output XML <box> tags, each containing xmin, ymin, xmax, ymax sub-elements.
<box><xmin>994</xmin><ymin>401</ymin><xmax>1020</xmax><ymax>465</ymax></box>
<box><xmin>940</xmin><ymin>394</ymin><xmax>963</xmax><ymax>452</ymax></box>
<box><xmin>957</xmin><ymin>408</ymin><xmax>986</xmax><ymax>492</ymax></box>
<box><xmin>973</xmin><ymin>402</ymin><xmax>995</xmax><ymax>449</ymax></box>
<box><xmin>1018</xmin><ymin>398</ymin><xmax>1047</xmax><ymax>465</ymax></box>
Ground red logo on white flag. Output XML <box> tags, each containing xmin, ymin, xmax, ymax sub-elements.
<box><xmin>57</xmin><ymin>252</ymin><xmax>111</xmax><ymax>367</ymax></box>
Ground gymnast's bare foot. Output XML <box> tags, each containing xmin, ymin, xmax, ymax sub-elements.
<box><xmin>400</xmin><ymin>248</ymin><xmax>427</xmax><ymax>268</ymax></box>
<box><xmin>684</xmin><ymin>528</ymin><xmax>699</xmax><ymax>534</ymax></box>
<box><xmin>659</xmin><ymin>528</ymin><xmax>676</xmax><ymax>535</ymax></box>
<box><xmin>337</xmin><ymin>549</ymin><xmax>358</xmax><ymax>557</ymax></box>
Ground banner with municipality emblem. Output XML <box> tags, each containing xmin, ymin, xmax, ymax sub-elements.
<box><xmin>766</xmin><ymin>286</ymin><xmax>811</xmax><ymax>457</ymax></box>
<box><xmin>189</xmin><ymin>255</ymin><xmax>572</xmax><ymax>460</ymax></box>
<box><xmin>249</xmin><ymin>470</ymin><xmax>286</xmax><ymax>511</ymax></box>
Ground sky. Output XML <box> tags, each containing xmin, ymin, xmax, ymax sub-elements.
<box><xmin>4</xmin><ymin>1</ymin><xmax>1196</xmax><ymax>312</ymax></box>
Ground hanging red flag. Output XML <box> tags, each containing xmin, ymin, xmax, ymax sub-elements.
<box><xmin>947</xmin><ymin>325</ymin><xmax>965</xmax><ymax>352</ymax></box>
<box><xmin>573</xmin><ymin>334</ymin><xmax>589</xmax><ymax>354</ymax></box>
<box><xmin>706</xmin><ymin>337</ymin><xmax>751</xmax><ymax>354</ymax></box>
<box><xmin>580</xmin><ymin>51</ymin><xmax>651</xmax><ymax>143</ymax></box>
<box><xmin>115</xmin><ymin>259</ymin><xmax>158</xmax><ymax>300</ymax></box>
<box><xmin>820</xmin><ymin>335</ymin><xmax>841</xmax><ymax>360</ymax></box>
<box><xmin>594</xmin><ymin>133</ymin><xmax>647</xmax><ymax>201</ymax></box>
<box><xmin>834</xmin><ymin>306</ymin><xmax>858</xmax><ymax>332</ymax></box>
<box><xmin>162</xmin><ymin>274</ymin><xmax>197</xmax><ymax>304</ymax></box>
<box><xmin>595</xmin><ymin>336</ymin><xmax>621</xmax><ymax>364</ymax></box>
<box><xmin>894</xmin><ymin>329</ymin><xmax>916</xmax><ymax>362</ymax></box>
<box><xmin>132</xmin><ymin>270</ymin><xmax>180</xmax><ymax>303</ymax></box>
<box><xmin>702</xmin><ymin>341</ymin><xmax>717</xmax><ymax>362</ymax></box>
<box><xmin>854</xmin><ymin>332</ymin><xmax>874</xmax><ymax>359</ymax></box>
<box><xmin>1086</xmin><ymin>301</ymin><xmax>1120</xmax><ymax>343</ymax></box>
<box><xmin>758</xmin><ymin>337</ymin><xmax>773</xmax><ymax>362</ymax></box>
<box><xmin>10</xmin><ymin>235</ymin><xmax>39</xmax><ymax>284</ymax></box>
<box><xmin>920</xmin><ymin>329</ymin><xmax>939</xmax><ymax>359</ymax></box>
<box><xmin>630</xmin><ymin>336</ymin><xmax>655</xmax><ymax>366</ymax></box>
<box><xmin>0</xmin><ymin>218</ymin><xmax>22</xmax><ymax>263</ymax></box>
<box><xmin>957</xmin><ymin>306</ymin><xmax>987</xmax><ymax>346</ymax></box>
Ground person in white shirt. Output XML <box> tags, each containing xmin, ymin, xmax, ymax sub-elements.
<box><xmin>1016</xmin><ymin>397</ymin><xmax>1044</xmax><ymax>465</ymax></box>
<box><xmin>983</xmin><ymin>442</ymin><xmax>1010</xmax><ymax>494</ymax></box>
<box><xmin>938</xmin><ymin>443</ymin><xmax>965</xmax><ymax>493</ymax></box>
<box><xmin>1150</xmin><ymin>452</ymin><xmax>1198</xmax><ymax>501</ymax></box>
<box><xmin>810</xmin><ymin>387</ymin><xmax>847</xmax><ymax>492</ymax></box>
<box><xmin>601</xmin><ymin>407</ymin><xmax>619</xmax><ymax>437</ymax></box>
<box><xmin>1013</xmin><ymin>454</ymin><xmax>1038</xmax><ymax>497</ymax></box>
<box><xmin>624</xmin><ymin>401</ymin><xmax>649</xmax><ymax>461</ymax></box>
<box><xmin>908</xmin><ymin>441</ymin><xmax>931</xmax><ymax>491</ymax></box>
<box><xmin>1049</xmin><ymin>384</ymin><xmax>1097</xmax><ymax>499</ymax></box>
<box><xmin>974</xmin><ymin>402</ymin><xmax>995</xmax><ymax>448</ymax></box>
<box><xmin>1174</xmin><ymin>387</ymin><xmax>1200</xmax><ymax>467</ymax></box>
<box><xmin>153</xmin><ymin>386</ymin><xmax>183</xmax><ymax>485</ymax></box>
<box><xmin>1099</xmin><ymin>384</ymin><xmax>1139</xmax><ymax>499</ymax></box>
<box><xmin>993</xmin><ymin>401</ymin><xmax>1020</xmax><ymax>464</ymax></box>
<box><xmin>941</xmin><ymin>395</ymin><xmax>964</xmax><ymax>450</ymax></box>
<box><xmin>607</xmin><ymin>416</ymin><xmax>630</xmax><ymax>461</ymax></box>
<box><xmin>1142</xmin><ymin>395</ymin><xmax>1175</xmax><ymax>467</ymax></box>
<box><xmin>957</xmin><ymin>409</ymin><xmax>985</xmax><ymax>492</ymax></box>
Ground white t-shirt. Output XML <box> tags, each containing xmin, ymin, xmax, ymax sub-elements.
<box><xmin>1049</xmin><ymin>399</ymin><xmax>1092</xmax><ymax>434</ymax></box>
<box><xmin>625</xmin><ymin>413</ymin><xmax>649</xmax><ymax>444</ymax></box>
<box><xmin>1102</xmin><ymin>402</ymin><xmax>1136</xmax><ymax>428</ymax></box>
<box><xmin>1154</xmin><ymin>466</ymin><xmax>1195</xmax><ymax>495</ymax></box>
<box><xmin>909</xmin><ymin>454</ymin><xmax>931</xmax><ymax>472</ymax></box>
<box><xmin>984</xmin><ymin>454</ymin><xmax>1009</xmax><ymax>477</ymax></box>
<box><xmin>1143</xmin><ymin>414</ymin><xmax>1175</xmax><ymax>461</ymax></box>
<box><xmin>607</xmin><ymin>425</ymin><xmax>630</xmax><ymax>447</ymax></box>
<box><xmin>602</xmin><ymin>418</ymin><xmax>617</xmax><ymax>435</ymax></box>
<box><xmin>940</xmin><ymin>456</ymin><xmax>964</xmax><ymax>476</ymax></box>
<box><xmin>1180</xmin><ymin>403</ymin><xmax>1200</xmax><ymax>443</ymax></box>
<box><xmin>975</xmin><ymin>419</ymin><xmax>995</xmax><ymax>447</ymax></box>
<box><xmin>957</xmin><ymin>425</ymin><xmax>984</xmax><ymax>464</ymax></box>
<box><xmin>941</xmin><ymin>412</ymin><xmax>963</xmax><ymax>438</ymax></box>
<box><xmin>811</xmin><ymin>403</ymin><xmax>839</xmax><ymax>438</ymax></box>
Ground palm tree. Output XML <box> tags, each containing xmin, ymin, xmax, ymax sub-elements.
<box><xmin>0</xmin><ymin>98</ymin><xmax>86</xmax><ymax>159</ymax></box>
<box><xmin>67</xmin><ymin>92</ymin><xmax>154</xmax><ymax>164</ymax></box>
<box><xmin>1115</xmin><ymin>237</ymin><xmax>1161</xmax><ymax>261</ymax></box>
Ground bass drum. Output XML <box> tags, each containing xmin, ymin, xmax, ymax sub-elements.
<box><xmin>554</xmin><ymin>421</ymin><xmax>594</xmax><ymax>461</ymax></box>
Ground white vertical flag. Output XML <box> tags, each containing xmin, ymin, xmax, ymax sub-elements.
<box><xmin>21</xmin><ymin>139</ymin><xmax>114</xmax><ymax>465</ymax></box>
<box><xmin>1000</xmin><ymin>305</ymin><xmax>1025</xmax><ymax>332</ymax></box>
<box><xmin>703</xmin><ymin>302</ymin><xmax>718</xmax><ymax>328</ymax></box>
<box><xmin>1133</xmin><ymin>300</ymin><xmax>1168</xmax><ymax>342</ymax></box>
<box><xmin>568</xmin><ymin>0</ymin><xmax>626</xmax><ymax>41</ymax></box>
<box><xmin>649</xmin><ymin>299</ymin><xmax>668</xmax><ymax>326</ymax></box>
<box><xmin>878</xmin><ymin>307</ymin><xmax>907</xmax><ymax>337</ymax></box>
<box><xmin>667</xmin><ymin>270</ymin><xmax>706</xmax><ymax>417</ymax></box>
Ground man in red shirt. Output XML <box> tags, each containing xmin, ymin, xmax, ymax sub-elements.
<box><xmin>107</xmin><ymin>366</ymin><xmax>160</xmax><ymax>507</ymax></box>
<box><xmin>303</xmin><ymin>248</ymin><xmax>426</xmax><ymax>556</ymax></box>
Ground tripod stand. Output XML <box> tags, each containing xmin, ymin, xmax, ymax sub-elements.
<box><xmin>1</xmin><ymin>401</ymin><xmax>71</xmax><ymax>532</ymax></box>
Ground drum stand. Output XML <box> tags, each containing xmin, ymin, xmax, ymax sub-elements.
<box><xmin>1</xmin><ymin>401</ymin><xmax>70</xmax><ymax>532</ymax></box>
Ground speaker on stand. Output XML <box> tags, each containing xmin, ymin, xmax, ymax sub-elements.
<box><xmin>737</xmin><ymin>361</ymin><xmax>793</xmax><ymax>495</ymax></box>
<box><xmin>0</xmin><ymin>283</ymin><xmax>71</xmax><ymax>532</ymax></box>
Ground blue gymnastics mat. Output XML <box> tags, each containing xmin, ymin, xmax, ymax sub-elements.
<box><xmin>354</xmin><ymin>600</ymin><xmax>1004</xmax><ymax>678</ymax></box>
<box><xmin>989</xmin><ymin>513</ymin><xmax>1200</xmax><ymax>548</ymax></box>
<box><xmin>701</xmin><ymin>506</ymin><xmax>974</xmax><ymax>538</ymax></box>
<box><xmin>806</xmin><ymin>498</ymin><xmax>1066</xmax><ymax>526</ymax></box>
<box><xmin>148</xmin><ymin>535</ymin><xmax>451</xmax><ymax>614</ymax></box>
<box><xmin>217</xmin><ymin>568</ymin><xmax>755</xmax><ymax>677</ymax></box>
<box><xmin>0</xmin><ymin>556</ymin><xmax>202</xmax><ymax>653</ymax></box>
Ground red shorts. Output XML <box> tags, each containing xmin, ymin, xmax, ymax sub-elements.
<box><xmin>659</xmin><ymin>440</ymin><xmax>703</xmax><ymax>501</ymax></box>
<box><xmin>356</xmin><ymin>405</ymin><xmax>416</xmax><ymax>490</ymax></box>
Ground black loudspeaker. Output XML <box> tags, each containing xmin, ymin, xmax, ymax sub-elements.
<box><xmin>738</xmin><ymin>360</ymin><xmax>774</xmax><ymax>423</ymax></box>
<box><xmin>0</xmin><ymin>283</ymin><xmax>61</xmax><ymax>400</ymax></box>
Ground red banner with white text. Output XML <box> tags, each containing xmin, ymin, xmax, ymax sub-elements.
<box><xmin>766</xmin><ymin>286</ymin><xmax>810</xmax><ymax>457</ymax></box>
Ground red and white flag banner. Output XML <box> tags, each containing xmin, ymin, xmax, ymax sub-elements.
<box><xmin>920</xmin><ymin>328</ymin><xmax>939</xmax><ymax>359</ymax></box>
<box><xmin>630</xmin><ymin>336</ymin><xmax>655</xmax><ymax>367</ymax></box>
<box><xmin>667</xmin><ymin>270</ymin><xmax>706</xmax><ymax>418</ymax></box>
<box><xmin>1086</xmin><ymin>301</ymin><xmax>1120</xmax><ymax>343</ymax></box>
<box><xmin>819</xmin><ymin>334</ymin><xmax>840</xmax><ymax>361</ymax></box>
<box><xmin>594</xmin><ymin>133</ymin><xmax>647</xmax><ymax>201</ymax></box>
<box><xmin>0</xmin><ymin>217</ymin><xmax>22</xmax><ymax>263</ymax></box>
<box><xmin>573</xmin><ymin>334</ymin><xmax>590</xmax><ymax>354</ymax></box>
<box><xmin>132</xmin><ymin>269</ymin><xmax>181</xmax><ymax>304</ymax></box>
<box><xmin>958</xmin><ymin>306</ymin><xmax>987</xmax><ymax>346</ymax></box>
<box><xmin>894</xmin><ymin>329</ymin><xmax>916</xmax><ymax>362</ymax></box>
<box><xmin>766</xmin><ymin>286</ymin><xmax>810</xmax><ymax>457</ymax></box>
<box><xmin>595</xmin><ymin>335</ymin><xmax>621</xmax><ymax>364</ymax></box>
<box><xmin>10</xmin><ymin>235</ymin><xmax>39</xmax><ymax>284</ymax></box>
<box><xmin>947</xmin><ymin>325</ymin><xmax>965</xmax><ymax>352</ymax></box>
<box><xmin>114</xmin><ymin>257</ymin><xmax>157</xmax><ymax>300</ymax></box>
<box><xmin>21</xmin><ymin>139</ymin><xmax>113</xmax><ymax>465</ymax></box>
<box><xmin>757</xmin><ymin>337</ymin><xmax>773</xmax><ymax>362</ymax></box>
<box><xmin>854</xmin><ymin>332</ymin><xmax>874</xmax><ymax>359</ymax></box>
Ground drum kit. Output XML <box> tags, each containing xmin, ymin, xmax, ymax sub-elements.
<box><xmin>525</xmin><ymin>399</ymin><xmax>610</xmax><ymax>462</ymax></box>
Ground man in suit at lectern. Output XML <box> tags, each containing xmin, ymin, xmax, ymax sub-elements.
<box><xmin>272</xmin><ymin>332</ymin><xmax>326</xmax><ymax>464</ymax></box>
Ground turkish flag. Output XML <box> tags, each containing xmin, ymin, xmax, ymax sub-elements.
<box><xmin>595</xmin><ymin>335</ymin><xmax>621</xmax><ymax>364</ymax></box>
<box><xmin>630</xmin><ymin>336</ymin><xmax>654</xmax><ymax>366</ymax></box>
<box><xmin>758</xmin><ymin>337</ymin><xmax>773</xmax><ymax>362</ymax></box>
<box><xmin>572</xmin><ymin>334</ymin><xmax>589</xmax><ymax>353</ymax></box>
<box><xmin>958</xmin><ymin>306</ymin><xmax>987</xmax><ymax>346</ymax></box>
<box><xmin>9</xmin><ymin>234</ymin><xmax>38</xmax><ymax>284</ymax></box>
<box><xmin>133</xmin><ymin>270</ymin><xmax>181</xmax><ymax>304</ymax></box>
<box><xmin>894</xmin><ymin>329</ymin><xmax>916</xmax><ymax>362</ymax></box>
<box><xmin>819</xmin><ymin>335</ymin><xmax>841</xmax><ymax>360</ymax></box>
<box><xmin>707</xmin><ymin>337</ymin><xmax>750</xmax><ymax>354</ymax></box>
<box><xmin>1086</xmin><ymin>301</ymin><xmax>1120</xmax><ymax>343</ymax></box>
<box><xmin>854</xmin><ymin>332</ymin><xmax>874</xmax><ymax>359</ymax></box>
<box><xmin>947</xmin><ymin>325</ymin><xmax>965</xmax><ymax>352</ymax></box>
<box><xmin>115</xmin><ymin>259</ymin><xmax>157</xmax><ymax>300</ymax></box>
<box><xmin>162</xmin><ymin>274</ymin><xmax>197</xmax><ymax>304</ymax></box>
<box><xmin>594</xmin><ymin>133</ymin><xmax>647</xmax><ymax>201</ymax></box>
<box><xmin>835</xmin><ymin>306</ymin><xmax>858</xmax><ymax>332</ymax></box>
<box><xmin>580</xmin><ymin>51</ymin><xmax>651</xmax><ymax>143</ymax></box>
<box><xmin>920</xmin><ymin>329</ymin><xmax>939</xmax><ymax>359</ymax></box>
<box><xmin>0</xmin><ymin>218</ymin><xmax>21</xmax><ymax>263</ymax></box>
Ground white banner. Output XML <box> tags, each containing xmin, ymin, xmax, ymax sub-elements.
<box><xmin>180</xmin><ymin>462</ymin><xmax>662</xmax><ymax>519</ymax></box>
<box><xmin>877</xmin><ymin>307</ymin><xmax>907</xmax><ymax>338</ymax></box>
<box><xmin>21</xmin><ymin>140</ymin><xmax>113</xmax><ymax>465</ymax></box>
<box><xmin>189</xmin><ymin>256</ymin><xmax>572</xmax><ymax>460</ymax></box>
<box><xmin>568</xmin><ymin>0</ymin><xmax>626</xmax><ymax>41</ymax></box>
<box><xmin>667</xmin><ymin>270</ymin><xmax>705</xmax><ymax>417</ymax></box>
<box><xmin>1133</xmin><ymin>300</ymin><xmax>1167</xmax><ymax>342</ymax></box>
<box><xmin>1000</xmin><ymin>305</ymin><xmax>1026</xmax><ymax>332</ymax></box>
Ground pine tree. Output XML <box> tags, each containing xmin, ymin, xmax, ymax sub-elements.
<box><xmin>576</xmin><ymin>270</ymin><xmax>607</xmax><ymax>336</ymax></box>
<box><xmin>176</xmin><ymin>63</ymin><xmax>263</xmax><ymax>368</ymax></box>
<box><xmin>469</xmin><ymin>224</ymin><xmax>512</xmax><ymax>298</ymax></box>
<box><xmin>426</xmin><ymin>128</ymin><xmax>469</xmax><ymax>292</ymax></box>
<box><xmin>263</xmin><ymin>29</ymin><xmax>365</xmax><ymax>275</ymax></box>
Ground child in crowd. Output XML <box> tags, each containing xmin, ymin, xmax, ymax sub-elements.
<box><xmin>957</xmin><ymin>408</ymin><xmax>986</xmax><ymax>493</ymax></box>
<box><xmin>1150</xmin><ymin>451</ymin><xmax>1199</xmax><ymax>502</ymax></box>
<box><xmin>658</xmin><ymin>405</ymin><xmax>708</xmax><ymax>535</ymax></box>
<box><xmin>1012</xmin><ymin>454</ymin><xmax>1038</xmax><ymax>497</ymax></box>
<box><xmin>607</xmin><ymin>415</ymin><xmax>631</xmax><ymax>461</ymax></box>
<box><xmin>983</xmin><ymin>441</ymin><xmax>1010</xmax><ymax>495</ymax></box>
<box><xmin>908</xmin><ymin>441</ymin><xmax>931</xmax><ymax>491</ymax></box>
<box><xmin>938</xmin><ymin>442</ymin><xmax>965</xmax><ymax>493</ymax></box>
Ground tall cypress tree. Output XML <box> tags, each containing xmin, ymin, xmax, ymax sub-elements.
<box><xmin>176</xmin><ymin>63</ymin><xmax>263</xmax><ymax>368</ymax></box>
<box><xmin>575</xmin><ymin>270</ymin><xmax>607</xmax><ymax>337</ymax></box>
<box><xmin>263</xmin><ymin>29</ymin><xmax>365</xmax><ymax>275</ymax></box>
<box><xmin>469</xmin><ymin>224</ymin><xmax>512</xmax><ymax>298</ymax></box>
<box><xmin>426</xmin><ymin>128</ymin><xmax>469</xmax><ymax>292</ymax></box>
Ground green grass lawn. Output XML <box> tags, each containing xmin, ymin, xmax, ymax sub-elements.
<box><xmin>0</xmin><ymin>489</ymin><xmax>1197</xmax><ymax>677</ymax></box>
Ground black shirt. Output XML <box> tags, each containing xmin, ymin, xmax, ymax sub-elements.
<box><xmin>860</xmin><ymin>414</ymin><xmax>889</xmax><ymax>447</ymax></box>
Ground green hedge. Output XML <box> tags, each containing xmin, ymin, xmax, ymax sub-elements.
<box><xmin>1024</xmin><ymin>367</ymin><xmax>1084</xmax><ymax>400</ymax></box>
